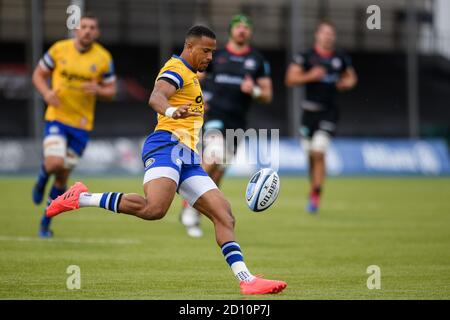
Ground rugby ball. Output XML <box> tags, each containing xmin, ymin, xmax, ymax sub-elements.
<box><xmin>245</xmin><ymin>168</ymin><xmax>280</xmax><ymax>212</ymax></box>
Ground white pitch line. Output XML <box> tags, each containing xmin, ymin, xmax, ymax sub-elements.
<box><xmin>0</xmin><ymin>235</ymin><xmax>140</xmax><ymax>245</ymax></box>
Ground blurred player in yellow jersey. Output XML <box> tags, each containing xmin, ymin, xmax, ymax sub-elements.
<box><xmin>31</xmin><ymin>13</ymin><xmax>116</xmax><ymax>237</ymax></box>
<box><xmin>45</xmin><ymin>25</ymin><xmax>286</xmax><ymax>295</ymax></box>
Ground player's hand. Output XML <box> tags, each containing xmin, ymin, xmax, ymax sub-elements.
<box><xmin>44</xmin><ymin>89</ymin><xmax>60</xmax><ymax>107</ymax></box>
<box><xmin>240</xmin><ymin>74</ymin><xmax>255</xmax><ymax>95</ymax></box>
<box><xmin>172</xmin><ymin>104</ymin><xmax>202</xmax><ymax>119</ymax></box>
<box><xmin>336</xmin><ymin>78</ymin><xmax>353</xmax><ymax>91</ymax></box>
<box><xmin>308</xmin><ymin>66</ymin><xmax>327</xmax><ymax>81</ymax></box>
<box><xmin>82</xmin><ymin>80</ymin><xmax>100</xmax><ymax>95</ymax></box>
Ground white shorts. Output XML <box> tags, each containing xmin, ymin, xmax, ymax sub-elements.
<box><xmin>301</xmin><ymin>130</ymin><xmax>331</xmax><ymax>154</ymax></box>
<box><xmin>141</xmin><ymin>131</ymin><xmax>218</xmax><ymax>206</ymax></box>
<box><xmin>43</xmin><ymin>135</ymin><xmax>80</xmax><ymax>169</ymax></box>
<box><xmin>143</xmin><ymin>166</ymin><xmax>217</xmax><ymax>206</ymax></box>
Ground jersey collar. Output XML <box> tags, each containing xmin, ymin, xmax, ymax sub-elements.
<box><xmin>314</xmin><ymin>45</ymin><xmax>334</xmax><ymax>59</ymax></box>
<box><xmin>172</xmin><ymin>54</ymin><xmax>197</xmax><ymax>73</ymax></box>
<box><xmin>73</xmin><ymin>39</ymin><xmax>94</xmax><ymax>54</ymax></box>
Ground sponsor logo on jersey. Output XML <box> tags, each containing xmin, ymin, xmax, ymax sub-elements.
<box><xmin>244</xmin><ymin>58</ymin><xmax>257</xmax><ymax>70</ymax></box>
<box><xmin>60</xmin><ymin>70</ymin><xmax>92</xmax><ymax>82</ymax></box>
<box><xmin>90</xmin><ymin>64</ymin><xmax>97</xmax><ymax>72</ymax></box>
<box><xmin>215</xmin><ymin>74</ymin><xmax>243</xmax><ymax>85</ymax></box>
<box><xmin>195</xmin><ymin>94</ymin><xmax>203</xmax><ymax>104</ymax></box>
<box><xmin>191</xmin><ymin>105</ymin><xmax>203</xmax><ymax>113</ymax></box>
<box><xmin>144</xmin><ymin>157</ymin><xmax>155</xmax><ymax>168</ymax></box>
<box><xmin>331</xmin><ymin>57</ymin><xmax>342</xmax><ymax>70</ymax></box>
<box><xmin>230</xmin><ymin>56</ymin><xmax>245</xmax><ymax>63</ymax></box>
<box><xmin>49</xmin><ymin>125</ymin><xmax>60</xmax><ymax>134</ymax></box>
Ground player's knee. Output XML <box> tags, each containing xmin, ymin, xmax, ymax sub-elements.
<box><xmin>141</xmin><ymin>203</ymin><xmax>167</xmax><ymax>221</ymax></box>
<box><xmin>44</xmin><ymin>157</ymin><xmax>65</xmax><ymax>173</ymax></box>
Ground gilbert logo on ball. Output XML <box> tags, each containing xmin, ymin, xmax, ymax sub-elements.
<box><xmin>245</xmin><ymin>168</ymin><xmax>280</xmax><ymax>212</ymax></box>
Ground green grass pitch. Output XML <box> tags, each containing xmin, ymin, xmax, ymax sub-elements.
<box><xmin>0</xmin><ymin>176</ymin><xmax>449</xmax><ymax>299</ymax></box>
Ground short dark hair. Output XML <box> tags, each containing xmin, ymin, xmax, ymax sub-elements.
<box><xmin>316</xmin><ymin>19</ymin><xmax>336</xmax><ymax>32</ymax></box>
<box><xmin>81</xmin><ymin>12</ymin><xmax>99</xmax><ymax>23</ymax></box>
<box><xmin>186</xmin><ymin>25</ymin><xmax>216</xmax><ymax>40</ymax></box>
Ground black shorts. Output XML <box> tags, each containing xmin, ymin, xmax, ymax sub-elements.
<box><xmin>300</xmin><ymin>109</ymin><xmax>339</xmax><ymax>138</ymax></box>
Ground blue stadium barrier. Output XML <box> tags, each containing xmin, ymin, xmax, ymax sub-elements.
<box><xmin>227</xmin><ymin>138</ymin><xmax>450</xmax><ymax>177</ymax></box>
<box><xmin>0</xmin><ymin>138</ymin><xmax>449</xmax><ymax>176</ymax></box>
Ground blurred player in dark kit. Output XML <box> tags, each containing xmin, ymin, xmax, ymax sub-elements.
<box><xmin>285</xmin><ymin>20</ymin><xmax>357</xmax><ymax>213</ymax></box>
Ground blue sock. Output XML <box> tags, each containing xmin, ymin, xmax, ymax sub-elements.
<box><xmin>41</xmin><ymin>185</ymin><xmax>66</xmax><ymax>230</ymax></box>
<box><xmin>36</xmin><ymin>164</ymin><xmax>49</xmax><ymax>189</ymax></box>
<box><xmin>221</xmin><ymin>241</ymin><xmax>255</xmax><ymax>282</ymax></box>
<box><xmin>79</xmin><ymin>192</ymin><xmax>123</xmax><ymax>213</ymax></box>
<box><xmin>99</xmin><ymin>192</ymin><xmax>123</xmax><ymax>213</ymax></box>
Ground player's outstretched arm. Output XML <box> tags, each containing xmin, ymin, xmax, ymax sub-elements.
<box><xmin>148</xmin><ymin>80</ymin><xmax>202</xmax><ymax>119</ymax></box>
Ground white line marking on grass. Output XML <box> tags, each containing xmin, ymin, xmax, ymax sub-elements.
<box><xmin>0</xmin><ymin>236</ymin><xmax>140</xmax><ymax>245</ymax></box>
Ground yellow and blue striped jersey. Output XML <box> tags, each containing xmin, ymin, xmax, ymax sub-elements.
<box><xmin>40</xmin><ymin>39</ymin><xmax>115</xmax><ymax>131</ymax></box>
<box><xmin>155</xmin><ymin>55</ymin><xmax>204</xmax><ymax>152</ymax></box>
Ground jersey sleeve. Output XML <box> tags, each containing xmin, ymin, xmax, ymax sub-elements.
<box><xmin>39</xmin><ymin>43</ymin><xmax>59</xmax><ymax>72</ymax></box>
<box><xmin>255</xmin><ymin>57</ymin><xmax>271</xmax><ymax>79</ymax></box>
<box><xmin>157</xmin><ymin>67</ymin><xmax>184</xmax><ymax>90</ymax></box>
<box><xmin>341</xmin><ymin>53</ymin><xmax>353</xmax><ymax>70</ymax></box>
<box><xmin>292</xmin><ymin>52</ymin><xmax>308</xmax><ymax>69</ymax></box>
<box><xmin>101</xmin><ymin>58</ymin><xmax>116</xmax><ymax>84</ymax></box>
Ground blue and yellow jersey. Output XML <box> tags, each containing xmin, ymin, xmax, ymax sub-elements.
<box><xmin>155</xmin><ymin>55</ymin><xmax>204</xmax><ymax>152</ymax></box>
<box><xmin>39</xmin><ymin>39</ymin><xmax>115</xmax><ymax>131</ymax></box>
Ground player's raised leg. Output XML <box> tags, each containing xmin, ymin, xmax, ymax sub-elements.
<box><xmin>180</xmin><ymin>173</ymin><xmax>287</xmax><ymax>295</ymax></box>
<box><xmin>117</xmin><ymin>177</ymin><xmax>177</xmax><ymax>220</ymax></box>
<box><xmin>180</xmin><ymin>162</ymin><xmax>225</xmax><ymax>238</ymax></box>
<box><xmin>46</xmin><ymin>177</ymin><xmax>177</xmax><ymax>221</ymax></box>
<box><xmin>180</xmin><ymin>131</ymin><xmax>227</xmax><ymax>238</ymax></box>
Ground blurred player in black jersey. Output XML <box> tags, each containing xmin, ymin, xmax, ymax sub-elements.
<box><xmin>180</xmin><ymin>14</ymin><xmax>273</xmax><ymax>237</ymax></box>
<box><xmin>285</xmin><ymin>20</ymin><xmax>357</xmax><ymax>213</ymax></box>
